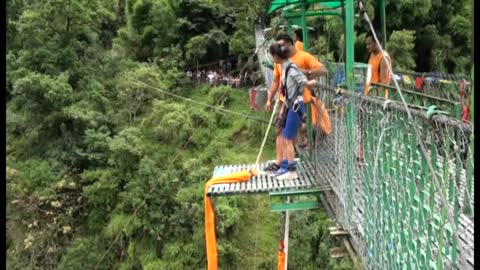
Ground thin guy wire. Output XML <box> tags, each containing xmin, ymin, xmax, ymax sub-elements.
<box><xmin>94</xmin><ymin>36</ymin><xmax>273</xmax><ymax>269</ymax></box>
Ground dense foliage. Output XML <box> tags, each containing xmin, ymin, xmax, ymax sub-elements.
<box><xmin>307</xmin><ymin>0</ymin><xmax>472</xmax><ymax>73</ymax></box>
<box><xmin>7</xmin><ymin>0</ymin><xmax>471</xmax><ymax>269</ymax></box>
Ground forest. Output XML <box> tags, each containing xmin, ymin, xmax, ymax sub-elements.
<box><xmin>6</xmin><ymin>0</ymin><xmax>472</xmax><ymax>269</ymax></box>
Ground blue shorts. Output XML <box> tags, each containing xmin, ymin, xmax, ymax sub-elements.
<box><xmin>282</xmin><ymin>102</ymin><xmax>305</xmax><ymax>140</ymax></box>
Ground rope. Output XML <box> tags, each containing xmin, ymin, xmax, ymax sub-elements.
<box><xmin>358</xmin><ymin>0</ymin><xmax>468</xmax><ymax>267</ymax></box>
<box><xmin>133</xmin><ymin>80</ymin><xmax>270</xmax><ymax>124</ymax></box>
<box><xmin>254</xmin><ymin>99</ymin><xmax>279</xmax><ymax>166</ymax></box>
<box><xmin>250</xmin><ymin>24</ymin><xmax>281</xmax><ymax>269</ymax></box>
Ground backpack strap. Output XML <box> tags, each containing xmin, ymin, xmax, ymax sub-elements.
<box><xmin>281</xmin><ymin>63</ymin><xmax>302</xmax><ymax>108</ymax></box>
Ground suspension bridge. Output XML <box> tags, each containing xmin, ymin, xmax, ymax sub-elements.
<box><xmin>204</xmin><ymin>1</ymin><xmax>474</xmax><ymax>269</ymax></box>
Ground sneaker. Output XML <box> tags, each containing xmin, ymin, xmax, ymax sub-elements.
<box><xmin>277</xmin><ymin>171</ymin><xmax>299</xmax><ymax>180</ymax></box>
<box><xmin>263</xmin><ymin>162</ymin><xmax>280</xmax><ymax>172</ymax></box>
<box><xmin>269</xmin><ymin>167</ymin><xmax>288</xmax><ymax>177</ymax></box>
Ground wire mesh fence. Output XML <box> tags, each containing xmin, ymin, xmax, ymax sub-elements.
<box><xmin>319</xmin><ymin>60</ymin><xmax>473</xmax><ymax>122</ymax></box>
<box><xmin>311</xmin><ymin>87</ymin><xmax>474</xmax><ymax>269</ymax></box>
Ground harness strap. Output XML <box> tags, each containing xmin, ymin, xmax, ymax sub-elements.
<box><xmin>282</xmin><ymin>63</ymin><xmax>303</xmax><ymax>109</ymax></box>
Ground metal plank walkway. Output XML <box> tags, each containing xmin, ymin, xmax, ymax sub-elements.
<box><xmin>207</xmin><ymin>160</ymin><xmax>331</xmax><ymax>196</ymax></box>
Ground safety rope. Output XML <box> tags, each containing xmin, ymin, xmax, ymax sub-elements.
<box><xmin>250</xmin><ymin>23</ymin><xmax>282</xmax><ymax>270</ymax></box>
<box><xmin>203</xmin><ymin>22</ymin><xmax>281</xmax><ymax>270</ymax></box>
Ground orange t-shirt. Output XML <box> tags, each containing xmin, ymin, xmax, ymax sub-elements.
<box><xmin>273</xmin><ymin>50</ymin><xmax>323</xmax><ymax>103</ymax></box>
<box><xmin>365</xmin><ymin>51</ymin><xmax>392</xmax><ymax>98</ymax></box>
<box><xmin>295</xmin><ymin>41</ymin><xmax>304</xmax><ymax>51</ymax></box>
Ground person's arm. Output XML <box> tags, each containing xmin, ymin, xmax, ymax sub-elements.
<box><xmin>265</xmin><ymin>77</ymin><xmax>280</xmax><ymax>112</ymax></box>
<box><xmin>291</xmin><ymin>67</ymin><xmax>308</xmax><ymax>87</ymax></box>
<box><xmin>379</xmin><ymin>55</ymin><xmax>391</xmax><ymax>85</ymax></box>
<box><xmin>265</xmin><ymin>65</ymin><xmax>281</xmax><ymax>111</ymax></box>
<box><xmin>301</xmin><ymin>54</ymin><xmax>328</xmax><ymax>78</ymax></box>
<box><xmin>306</xmin><ymin>65</ymin><xmax>327</xmax><ymax>78</ymax></box>
<box><xmin>291</xmin><ymin>68</ymin><xmax>318</xmax><ymax>90</ymax></box>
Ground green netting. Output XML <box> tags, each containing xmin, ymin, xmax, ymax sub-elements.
<box><xmin>311</xmin><ymin>84</ymin><xmax>474</xmax><ymax>269</ymax></box>
<box><xmin>268</xmin><ymin>0</ymin><xmax>343</xmax><ymax>14</ymax></box>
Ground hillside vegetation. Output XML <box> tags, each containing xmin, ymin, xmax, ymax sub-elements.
<box><xmin>6</xmin><ymin>0</ymin><xmax>472</xmax><ymax>269</ymax></box>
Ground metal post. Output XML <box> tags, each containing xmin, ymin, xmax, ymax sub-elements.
<box><xmin>345</xmin><ymin>1</ymin><xmax>355</xmax><ymax>92</ymax></box>
<box><xmin>344</xmin><ymin>0</ymin><xmax>355</xmax><ymax>225</ymax></box>
<box><xmin>300</xmin><ymin>1</ymin><xmax>314</xmax><ymax>155</ymax></box>
<box><xmin>379</xmin><ymin>0</ymin><xmax>387</xmax><ymax>46</ymax></box>
<box><xmin>301</xmin><ymin>2</ymin><xmax>309</xmax><ymax>51</ymax></box>
<box><xmin>284</xmin><ymin>197</ymin><xmax>290</xmax><ymax>270</ymax></box>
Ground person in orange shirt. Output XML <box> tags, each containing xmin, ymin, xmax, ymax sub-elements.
<box><xmin>364</xmin><ymin>31</ymin><xmax>392</xmax><ymax>99</ymax></box>
<box><xmin>293</xmin><ymin>29</ymin><xmax>304</xmax><ymax>52</ymax></box>
<box><xmin>263</xmin><ymin>33</ymin><xmax>327</xmax><ymax>174</ymax></box>
<box><xmin>358</xmin><ymin>31</ymin><xmax>393</xmax><ymax>165</ymax></box>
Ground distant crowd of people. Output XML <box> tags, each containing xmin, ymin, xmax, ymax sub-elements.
<box><xmin>186</xmin><ymin>68</ymin><xmax>262</xmax><ymax>89</ymax></box>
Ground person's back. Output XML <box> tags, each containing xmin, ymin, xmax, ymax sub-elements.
<box><xmin>281</xmin><ymin>61</ymin><xmax>305</xmax><ymax>107</ymax></box>
<box><xmin>364</xmin><ymin>31</ymin><xmax>392</xmax><ymax>98</ymax></box>
<box><xmin>368</xmin><ymin>52</ymin><xmax>391</xmax><ymax>83</ymax></box>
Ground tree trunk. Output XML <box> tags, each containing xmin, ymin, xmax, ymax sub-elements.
<box><xmin>237</xmin><ymin>55</ymin><xmax>242</xmax><ymax>73</ymax></box>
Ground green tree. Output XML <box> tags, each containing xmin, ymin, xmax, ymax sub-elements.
<box><xmin>114</xmin><ymin>0</ymin><xmax>177</xmax><ymax>61</ymax></box>
<box><xmin>386</xmin><ymin>30</ymin><xmax>416</xmax><ymax>71</ymax></box>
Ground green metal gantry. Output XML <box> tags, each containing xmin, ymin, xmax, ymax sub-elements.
<box><xmin>269</xmin><ymin>0</ymin><xmax>388</xmax><ymax>154</ymax></box>
<box><xmin>269</xmin><ymin>0</ymin><xmax>389</xmax><ymax>90</ymax></box>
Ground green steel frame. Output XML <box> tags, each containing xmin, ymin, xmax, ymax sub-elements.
<box><xmin>279</xmin><ymin>0</ymin><xmax>367</xmax><ymax>156</ymax></box>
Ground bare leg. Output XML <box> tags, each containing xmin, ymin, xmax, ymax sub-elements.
<box><xmin>276</xmin><ymin>136</ymin><xmax>299</xmax><ymax>179</ymax></box>
<box><xmin>283</xmin><ymin>138</ymin><xmax>295</xmax><ymax>163</ymax></box>
<box><xmin>276</xmin><ymin>129</ymin><xmax>283</xmax><ymax>164</ymax></box>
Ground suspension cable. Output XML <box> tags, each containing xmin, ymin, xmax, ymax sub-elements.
<box><xmin>133</xmin><ymin>80</ymin><xmax>270</xmax><ymax>124</ymax></box>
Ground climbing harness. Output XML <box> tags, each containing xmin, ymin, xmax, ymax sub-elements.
<box><xmin>281</xmin><ymin>63</ymin><xmax>304</xmax><ymax>112</ymax></box>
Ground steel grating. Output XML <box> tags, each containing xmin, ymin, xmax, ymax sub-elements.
<box><xmin>207</xmin><ymin>160</ymin><xmax>331</xmax><ymax>197</ymax></box>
